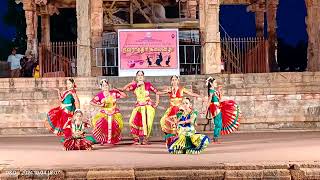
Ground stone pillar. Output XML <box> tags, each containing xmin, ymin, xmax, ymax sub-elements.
<box><xmin>23</xmin><ymin>0</ymin><xmax>37</xmax><ymax>54</ymax></box>
<box><xmin>178</xmin><ymin>0</ymin><xmax>188</xmax><ymax>18</ymax></box>
<box><xmin>255</xmin><ymin>9</ymin><xmax>265</xmax><ymax>37</ymax></box>
<box><xmin>247</xmin><ymin>1</ymin><xmax>265</xmax><ymax>37</ymax></box>
<box><xmin>90</xmin><ymin>0</ymin><xmax>104</xmax><ymax>76</ymax></box>
<box><xmin>200</xmin><ymin>0</ymin><xmax>221</xmax><ymax>74</ymax></box>
<box><xmin>266</xmin><ymin>0</ymin><xmax>279</xmax><ymax>72</ymax></box>
<box><xmin>187</xmin><ymin>0</ymin><xmax>198</xmax><ymax>19</ymax></box>
<box><xmin>247</xmin><ymin>1</ymin><xmax>267</xmax><ymax>72</ymax></box>
<box><xmin>41</xmin><ymin>14</ymin><xmax>50</xmax><ymax>45</ymax></box>
<box><xmin>76</xmin><ymin>0</ymin><xmax>92</xmax><ymax>76</ymax></box>
<box><xmin>305</xmin><ymin>0</ymin><xmax>320</xmax><ymax>71</ymax></box>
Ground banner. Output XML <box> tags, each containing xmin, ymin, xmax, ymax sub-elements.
<box><xmin>118</xmin><ymin>29</ymin><xmax>179</xmax><ymax>77</ymax></box>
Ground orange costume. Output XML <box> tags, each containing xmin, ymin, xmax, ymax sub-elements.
<box><xmin>160</xmin><ymin>87</ymin><xmax>186</xmax><ymax>135</ymax></box>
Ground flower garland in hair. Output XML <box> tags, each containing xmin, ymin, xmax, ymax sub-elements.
<box><xmin>74</xmin><ymin>109</ymin><xmax>83</xmax><ymax>115</ymax></box>
<box><xmin>206</xmin><ymin>76</ymin><xmax>214</xmax><ymax>86</ymax></box>
<box><xmin>99</xmin><ymin>79</ymin><xmax>108</xmax><ymax>89</ymax></box>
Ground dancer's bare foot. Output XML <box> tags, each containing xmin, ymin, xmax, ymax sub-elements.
<box><xmin>133</xmin><ymin>138</ymin><xmax>140</xmax><ymax>145</ymax></box>
<box><xmin>212</xmin><ymin>138</ymin><xmax>221</xmax><ymax>144</ymax></box>
<box><xmin>141</xmin><ymin>140</ymin><xmax>149</xmax><ymax>145</ymax></box>
<box><xmin>141</xmin><ymin>137</ymin><xmax>149</xmax><ymax>145</ymax></box>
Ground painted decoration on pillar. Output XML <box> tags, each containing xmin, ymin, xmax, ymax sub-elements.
<box><xmin>118</xmin><ymin>29</ymin><xmax>179</xmax><ymax>77</ymax></box>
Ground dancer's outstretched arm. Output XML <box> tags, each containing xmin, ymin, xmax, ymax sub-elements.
<box><xmin>117</xmin><ymin>89</ymin><xmax>128</xmax><ymax>98</ymax></box>
<box><xmin>73</xmin><ymin>93</ymin><xmax>80</xmax><ymax>109</ymax></box>
<box><xmin>120</xmin><ymin>80</ymin><xmax>135</xmax><ymax>91</ymax></box>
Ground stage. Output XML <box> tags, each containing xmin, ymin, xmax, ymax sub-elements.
<box><xmin>1</xmin><ymin>131</ymin><xmax>320</xmax><ymax>179</ymax></box>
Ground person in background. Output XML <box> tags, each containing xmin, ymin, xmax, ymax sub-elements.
<box><xmin>20</xmin><ymin>50</ymin><xmax>35</xmax><ymax>77</ymax></box>
<box><xmin>7</xmin><ymin>48</ymin><xmax>24</xmax><ymax>78</ymax></box>
<box><xmin>33</xmin><ymin>61</ymin><xmax>40</xmax><ymax>78</ymax></box>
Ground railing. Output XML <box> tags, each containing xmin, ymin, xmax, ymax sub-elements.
<box><xmin>95</xmin><ymin>47</ymin><xmax>118</xmax><ymax>76</ymax></box>
<box><xmin>39</xmin><ymin>38</ymin><xmax>268</xmax><ymax>77</ymax></box>
<box><xmin>179</xmin><ymin>45</ymin><xmax>201</xmax><ymax>75</ymax></box>
<box><xmin>95</xmin><ymin>45</ymin><xmax>201</xmax><ymax>76</ymax></box>
<box><xmin>38</xmin><ymin>42</ymin><xmax>77</xmax><ymax>77</ymax></box>
<box><xmin>221</xmin><ymin>37</ymin><xmax>268</xmax><ymax>74</ymax></box>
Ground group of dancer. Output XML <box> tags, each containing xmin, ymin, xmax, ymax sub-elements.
<box><xmin>44</xmin><ymin>70</ymin><xmax>240</xmax><ymax>154</ymax></box>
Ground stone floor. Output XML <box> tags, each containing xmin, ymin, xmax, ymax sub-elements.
<box><xmin>1</xmin><ymin>131</ymin><xmax>320</xmax><ymax>179</ymax></box>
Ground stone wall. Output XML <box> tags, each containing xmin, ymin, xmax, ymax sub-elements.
<box><xmin>1</xmin><ymin>72</ymin><xmax>320</xmax><ymax>136</ymax></box>
<box><xmin>0</xmin><ymin>62</ymin><xmax>10</xmax><ymax>78</ymax></box>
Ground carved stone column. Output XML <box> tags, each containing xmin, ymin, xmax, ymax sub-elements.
<box><xmin>76</xmin><ymin>0</ymin><xmax>91</xmax><ymax>76</ymax></box>
<box><xmin>90</xmin><ymin>0</ymin><xmax>104</xmax><ymax>76</ymax></box>
<box><xmin>200</xmin><ymin>0</ymin><xmax>221</xmax><ymax>74</ymax></box>
<box><xmin>187</xmin><ymin>0</ymin><xmax>198</xmax><ymax>19</ymax></box>
<box><xmin>40</xmin><ymin>14</ymin><xmax>50</xmax><ymax>45</ymax></box>
<box><xmin>23</xmin><ymin>0</ymin><xmax>37</xmax><ymax>54</ymax></box>
<box><xmin>255</xmin><ymin>10</ymin><xmax>264</xmax><ymax>37</ymax></box>
<box><xmin>266</xmin><ymin>0</ymin><xmax>279</xmax><ymax>72</ymax></box>
<box><xmin>305</xmin><ymin>0</ymin><xmax>320</xmax><ymax>71</ymax></box>
<box><xmin>179</xmin><ymin>0</ymin><xmax>188</xmax><ymax>18</ymax></box>
<box><xmin>247</xmin><ymin>1</ymin><xmax>265</xmax><ymax>37</ymax></box>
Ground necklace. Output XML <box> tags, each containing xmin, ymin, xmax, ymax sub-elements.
<box><xmin>171</xmin><ymin>86</ymin><xmax>178</xmax><ymax>97</ymax></box>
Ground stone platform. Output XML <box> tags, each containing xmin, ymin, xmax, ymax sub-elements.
<box><xmin>1</xmin><ymin>72</ymin><xmax>320</xmax><ymax>137</ymax></box>
<box><xmin>1</xmin><ymin>131</ymin><xmax>320</xmax><ymax>179</ymax></box>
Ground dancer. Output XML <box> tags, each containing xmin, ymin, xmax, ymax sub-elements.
<box><xmin>159</xmin><ymin>75</ymin><xmax>203</xmax><ymax>136</ymax></box>
<box><xmin>121</xmin><ymin>70</ymin><xmax>159</xmax><ymax>145</ymax></box>
<box><xmin>90</xmin><ymin>79</ymin><xmax>127</xmax><ymax>145</ymax></box>
<box><xmin>167</xmin><ymin>97</ymin><xmax>210</xmax><ymax>154</ymax></box>
<box><xmin>62</xmin><ymin>109</ymin><xmax>95</xmax><ymax>151</ymax></box>
<box><xmin>205</xmin><ymin>77</ymin><xmax>240</xmax><ymax>143</ymax></box>
<box><xmin>45</xmin><ymin>78</ymin><xmax>80</xmax><ymax>136</ymax></box>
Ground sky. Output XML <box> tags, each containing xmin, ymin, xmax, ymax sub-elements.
<box><xmin>0</xmin><ymin>0</ymin><xmax>308</xmax><ymax>47</ymax></box>
<box><xmin>219</xmin><ymin>0</ymin><xmax>308</xmax><ymax>46</ymax></box>
<box><xmin>0</xmin><ymin>0</ymin><xmax>15</xmax><ymax>40</ymax></box>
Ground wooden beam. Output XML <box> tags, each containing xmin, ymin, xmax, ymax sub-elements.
<box><xmin>103</xmin><ymin>0</ymin><xmax>130</xmax><ymax>1</ymax></box>
<box><xmin>105</xmin><ymin>1</ymin><xmax>117</xmax><ymax>21</ymax></box>
<box><xmin>221</xmin><ymin>0</ymin><xmax>254</xmax><ymax>5</ymax></box>
<box><xmin>130</xmin><ymin>0</ymin><xmax>133</xmax><ymax>24</ymax></box>
<box><xmin>104</xmin><ymin>21</ymin><xmax>199</xmax><ymax>30</ymax></box>
<box><xmin>132</xmin><ymin>0</ymin><xmax>152</xmax><ymax>23</ymax></box>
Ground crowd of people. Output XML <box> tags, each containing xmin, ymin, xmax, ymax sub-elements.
<box><xmin>44</xmin><ymin>71</ymin><xmax>241</xmax><ymax>154</ymax></box>
<box><xmin>7</xmin><ymin>47</ymin><xmax>39</xmax><ymax>78</ymax></box>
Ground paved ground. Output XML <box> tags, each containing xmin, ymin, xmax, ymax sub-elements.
<box><xmin>0</xmin><ymin>131</ymin><xmax>320</xmax><ymax>170</ymax></box>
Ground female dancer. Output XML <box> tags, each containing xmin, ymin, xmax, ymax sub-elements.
<box><xmin>158</xmin><ymin>75</ymin><xmax>203</xmax><ymax>136</ymax></box>
<box><xmin>45</xmin><ymin>78</ymin><xmax>80</xmax><ymax>136</ymax></box>
<box><xmin>90</xmin><ymin>79</ymin><xmax>127</xmax><ymax>145</ymax></box>
<box><xmin>62</xmin><ymin>109</ymin><xmax>95</xmax><ymax>151</ymax></box>
<box><xmin>167</xmin><ymin>97</ymin><xmax>210</xmax><ymax>154</ymax></box>
<box><xmin>121</xmin><ymin>71</ymin><xmax>159</xmax><ymax>145</ymax></box>
<box><xmin>206</xmin><ymin>77</ymin><xmax>240</xmax><ymax>143</ymax></box>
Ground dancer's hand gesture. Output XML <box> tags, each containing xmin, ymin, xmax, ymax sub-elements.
<box><xmin>154</xmin><ymin>101</ymin><xmax>159</xmax><ymax>108</ymax></box>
